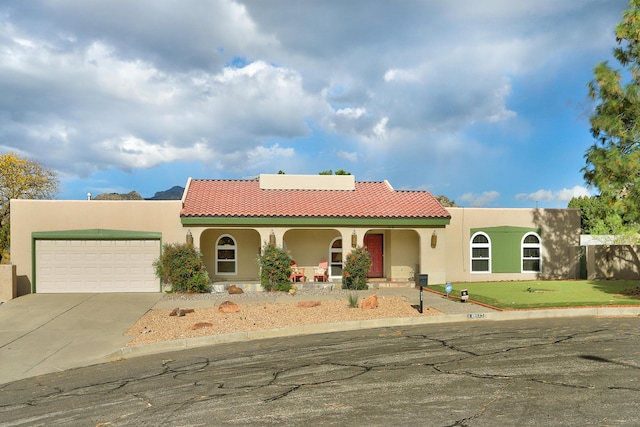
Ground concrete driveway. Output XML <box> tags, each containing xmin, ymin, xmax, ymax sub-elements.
<box><xmin>0</xmin><ymin>293</ymin><xmax>162</xmax><ymax>384</ymax></box>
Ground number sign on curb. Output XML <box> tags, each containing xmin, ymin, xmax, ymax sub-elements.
<box><xmin>467</xmin><ymin>313</ymin><xmax>485</xmax><ymax>319</ymax></box>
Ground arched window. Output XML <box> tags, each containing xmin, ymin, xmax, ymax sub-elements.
<box><xmin>216</xmin><ymin>234</ymin><xmax>236</xmax><ymax>275</ymax></box>
<box><xmin>522</xmin><ymin>232</ymin><xmax>541</xmax><ymax>273</ymax></box>
<box><xmin>470</xmin><ymin>232</ymin><xmax>491</xmax><ymax>273</ymax></box>
<box><xmin>329</xmin><ymin>238</ymin><xmax>343</xmax><ymax>278</ymax></box>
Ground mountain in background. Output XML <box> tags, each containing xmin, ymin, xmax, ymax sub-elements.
<box><xmin>92</xmin><ymin>186</ymin><xmax>184</xmax><ymax>200</ymax></box>
<box><xmin>93</xmin><ymin>191</ymin><xmax>143</xmax><ymax>200</ymax></box>
<box><xmin>147</xmin><ymin>186</ymin><xmax>185</xmax><ymax>200</ymax></box>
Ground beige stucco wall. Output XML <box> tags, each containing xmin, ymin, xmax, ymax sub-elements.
<box><xmin>11</xmin><ymin>199</ymin><xmax>580</xmax><ymax>292</ymax></box>
<box><xmin>199</xmin><ymin>228</ymin><xmax>263</xmax><ymax>281</ymax></box>
<box><xmin>586</xmin><ymin>245</ymin><xmax>640</xmax><ymax>280</ymax></box>
<box><xmin>443</xmin><ymin>207</ymin><xmax>581</xmax><ymax>283</ymax></box>
<box><xmin>0</xmin><ymin>264</ymin><xmax>17</xmax><ymax>302</ymax></box>
<box><xmin>10</xmin><ymin>199</ymin><xmax>184</xmax><ymax>295</ymax></box>
<box><xmin>259</xmin><ymin>173</ymin><xmax>356</xmax><ymax>190</ymax></box>
<box><xmin>383</xmin><ymin>229</ymin><xmax>420</xmax><ymax>281</ymax></box>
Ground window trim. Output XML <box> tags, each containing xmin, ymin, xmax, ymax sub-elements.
<box><xmin>215</xmin><ymin>234</ymin><xmax>237</xmax><ymax>275</ymax></box>
<box><xmin>521</xmin><ymin>232</ymin><xmax>541</xmax><ymax>273</ymax></box>
<box><xmin>470</xmin><ymin>232</ymin><xmax>491</xmax><ymax>273</ymax></box>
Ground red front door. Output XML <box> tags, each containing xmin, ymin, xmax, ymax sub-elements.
<box><xmin>364</xmin><ymin>234</ymin><xmax>383</xmax><ymax>278</ymax></box>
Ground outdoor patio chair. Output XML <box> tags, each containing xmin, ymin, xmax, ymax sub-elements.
<box><xmin>290</xmin><ymin>262</ymin><xmax>306</xmax><ymax>282</ymax></box>
<box><xmin>313</xmin><ymin>261</ymin><xmax>328</xmax><ymax>282</ymax></box>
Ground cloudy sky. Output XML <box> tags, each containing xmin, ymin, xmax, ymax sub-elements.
<box><xmin>0</xmin><ymin>1</ymin><xmax>629</xmax><ymax>206</ymax></box>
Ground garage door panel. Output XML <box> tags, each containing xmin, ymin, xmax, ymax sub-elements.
<box><xmin>36</xmin><ymin>239</ymin><xmax>160</xmax><ymax>293</ymax></box>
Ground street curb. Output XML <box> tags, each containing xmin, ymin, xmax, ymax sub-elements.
<box><xmin>105</xmin><ymin>306</ymin><xmax>640</xmax><ymax>362</ymax></box>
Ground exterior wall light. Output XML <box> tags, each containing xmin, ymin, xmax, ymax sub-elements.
<box><xmin>269</xmin><ymin>230</ymin><xmax>276</xmax><ymax>247</ymax></box>
<box><xmin>351</xmin><ymin>230</ymin><xmax>357</xmax><ymax>248</ymax></box>
<box><xmin>186</xmin><ymin>230</ymin><xmax>193</xmax><ymax>246</ymax></box>
<box><xmin>431</xmin><ymin>230</ymin><xmax>437</xmax><ymax>248</ymax></box>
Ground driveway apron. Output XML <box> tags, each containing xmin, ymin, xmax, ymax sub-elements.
<box><xmin>0</xmin><ymin>293</ymin><xmax>162</xmax><ymax>385</ymax></box>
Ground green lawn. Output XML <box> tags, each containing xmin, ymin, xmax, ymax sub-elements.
<box><xmin>428</xmin><ymin>280</ymin><xmax>640</xmax><ymax>309</ymax></box>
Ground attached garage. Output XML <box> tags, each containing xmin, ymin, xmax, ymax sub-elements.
<box><xmin>33</xmin><ymin>230</ymin><xmax>161</xmax><ymax>293</ymax></box>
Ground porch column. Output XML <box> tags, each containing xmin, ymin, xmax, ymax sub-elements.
<box><xmin>188</xmin><ymin>228</ymin><xmax>204</xmax><ymax>249</ymax></box>
<box><xmin>256</xmin><ymin>228</ymin><xmax>286</xmax><ymax>248</ymax></box>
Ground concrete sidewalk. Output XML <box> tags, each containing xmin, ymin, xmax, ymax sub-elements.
<box><xmin>1</xmin><ymin>288</ymin><xmax>639</xmax><ymax>386</ymax></box>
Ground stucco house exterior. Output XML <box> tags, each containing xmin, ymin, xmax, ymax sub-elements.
<box><xmin>7</xmin><ymin>174</ymin><xmax>581</xmax><ymax>298</ymax></box>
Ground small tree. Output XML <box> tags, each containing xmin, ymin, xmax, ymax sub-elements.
<box><xmin>257</xmin><ymin>244</ymin><xmax>293</xmax><ymax>292</ymax></box>
<box><xmin>342</xmin><ymin>246</ymin><xmax>372</xmax><ymax>290</ymax></box>
<box><xmin>153</xmin><ymin>243</ymin><xmax>210</xmax><ymax>293</ymax></box>
<box><xmin>0</xmin><ymin>152</ymin><xmax>59</xmax><ymax>262</ymax></box>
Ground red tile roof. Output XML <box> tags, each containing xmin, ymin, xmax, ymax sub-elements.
<box><xmin>181</xmin><ymin>179</ymin><xmax>450</xmax><ymax>219</ymax></box>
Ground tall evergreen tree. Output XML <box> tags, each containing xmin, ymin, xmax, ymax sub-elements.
<box><xmin>583</xmin><ymin>0</ymin><xmax>640</xmax><ymax>227</ymax></box>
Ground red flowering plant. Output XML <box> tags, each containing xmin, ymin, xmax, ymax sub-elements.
<box><xmin>342</xmin><ymin>246</ymin><xmax>372</xmax><ymax>290</ymax></box>
<box><xmin>257</xmin><ymin>244</ymin><xmax>293</xmax><ymax>292</ymax></box>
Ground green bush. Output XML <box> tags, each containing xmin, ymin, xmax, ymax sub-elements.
<box><xmin>153</xmin><ymin>243</ymin><xmax>210</xmax><ymax>293</ymax></box>
<box><xmin>257</xmin><ymin>244</ymin><xmax>293</xmax><ymax>292</ymax></box>
<box><xmin>347</xmin><ymin>292</ymin><xmax>359</xmax><ymax>308</ymax></box>
<box><xmin>342</xmin><ymin>246</ymin><xmax>372</xmax><ymax>290</ymax></box>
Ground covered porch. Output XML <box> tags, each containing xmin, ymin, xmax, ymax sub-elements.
<box><xmin>188</xmin><ymin>226</ymin><xmax>446</xmax><ymax>286</ymax></box>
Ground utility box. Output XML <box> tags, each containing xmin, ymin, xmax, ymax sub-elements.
<box><xmin>418</xmin><ymin>274</ymin><xmax>428</xmax><ymax>288</ymax></box>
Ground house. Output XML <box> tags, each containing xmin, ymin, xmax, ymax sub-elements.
<box><xmin>6</xmin><ymin>174</ymin><xmax>581</xmax><ymax>298</ymax></box>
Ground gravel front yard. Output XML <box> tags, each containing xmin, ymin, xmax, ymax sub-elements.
<box><xmin>124</xmin><ymin>294</ymin><xmax>443</xmax><ymax>347</ymax></box>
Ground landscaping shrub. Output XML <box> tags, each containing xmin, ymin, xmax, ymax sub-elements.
<box><xmin>153</xmin><ymin>243</ymin><xmax>210</xmax><ymax>293</ymax></box>
<box><xmin>257</xmin><ymin>244</ymin><xmax>293</xmax><ymax>292</ymax></box>
<box><xmin>346</xmin><ymin>292</ymin><xmax>359</xmax><ymax>308</ymax></box>
<box><xmin>342</xmin><ymin>246</ymin><xmax>372</xmax><ymax>290</ymax></box>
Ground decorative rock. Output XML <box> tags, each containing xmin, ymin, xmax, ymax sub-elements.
<box><xmin>191</xmin><ymin>322</ymin><xmax>213</xmax><ymax>330</ymax></box>
<box><xmin>169</xmin><ymin>308</ymin><xmax>194</xmax><ymax>317</ymax></box>
<box><xmin>297</xmin><ymin>301</ymin><xmax>321</xmax><ymax>308</ymax></box>
<box><xmin>227</xmin><ymin>285</ymin><xmax>244</xmax><ymax>295</ymax></box>
<box><xmin>361</xmin><ymin>294</ymin><xmax>379</xmax><ymax>310</ymax></box>
<box><xmin>218</xmin><ymin>300</ymin><xmax>240</xmax><ymax>313</ymax></box>
<box><xmin>212</xmin><ymin>284</ymin><xmax>226</xmax><ymax>293</ymax></box>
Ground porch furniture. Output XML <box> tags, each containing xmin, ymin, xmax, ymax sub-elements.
<box><xmin>290</xmin><ymin>262</ymin><xmax>306</xmax><ymax>282</ymax></box>
<box><xmin>313</xmin><ymin>261</ymin><xmax>328</xmax><ymax>282</ymax></box>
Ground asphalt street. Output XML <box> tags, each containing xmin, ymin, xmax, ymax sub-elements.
<box><xmin>2</xmin><ymin>317</ymin><xmax>639</xmax><ymax>426</ymax></box>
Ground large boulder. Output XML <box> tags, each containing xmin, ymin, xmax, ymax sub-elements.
<box><xmin>361</xmin><ymin>295</ymin><xmax>379</xmax><ymax>310</ymax></box>
<box><xmin>297</xmin><ymin>301</ymin><xmax>321</xmax><ymax>308</ymax></box>
<box><xmin>218</xmin><ymin>300</ymin><xmax>240</xmax><ymax>313</ymax></box>
<box><xmin>227</xmin><ymin>285</ymin><xmax>244</xmax><ymax>295</ymax></box>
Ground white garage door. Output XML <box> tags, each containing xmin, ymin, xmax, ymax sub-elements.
<box><xmin>35</xmin><ymin>239</ymin><xmax>160</xmax><ymax>293</ymax></box>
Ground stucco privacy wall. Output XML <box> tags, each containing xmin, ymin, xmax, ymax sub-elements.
<box><xmin>10</xmin><ymin>199</ymin><xmax>184</xmax><ymax>296</ymax></box>
<box><xmin>0</xmin><ymin>264</ymin><xmax>17</xmax><ymax>302</ymax></box>
<box><xmin>585</xmin><ymin>245</ymin><xmax>640</xmax><ymax>280</ymax></box>
<box><xmin>443</xmin><ymin>208</ymin><xmax>581</xmax><ymax>282</ymax></box>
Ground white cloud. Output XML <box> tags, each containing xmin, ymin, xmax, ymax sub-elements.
<box><xmin>0</xmin><ymin>0</ymin><xmax>628</xmax><ymax>200</ymax></box>
<box><xmin>458</xmin><ymin>191</ymin><xmax>501</xmax><ymax>207</ymax></box>
<box><xmin>337</xmin><ymin>151</ymin><xmax>357</xmax><ymax>162</ymax></box>
<box><xmin>335</xmin><ymin>107</ymin><xmax>366</xmax><ymax>119</ymax></box>
<box><xmin>515</xmin><ymin>186</ymin><xmax>592</xmax><ymax>203</ymax></box>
